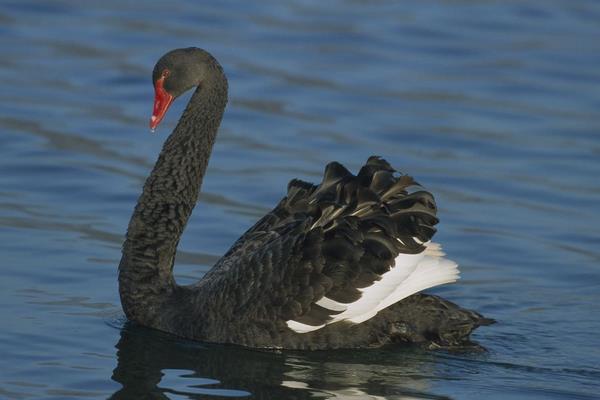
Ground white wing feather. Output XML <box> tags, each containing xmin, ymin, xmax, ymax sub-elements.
<box><xmin>286</xmin><ymin>242</ymin><xmax>459</xmax><ymax>332</ymax></box>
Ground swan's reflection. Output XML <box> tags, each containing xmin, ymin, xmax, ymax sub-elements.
<box><xmin>110</xmin><ymin>323</ymin><xmax>445</xmax><ymax>400</ymax></box>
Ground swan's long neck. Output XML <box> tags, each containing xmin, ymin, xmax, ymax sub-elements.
<box><xmin>119</xmin><ymin>68</ymin><xmax>228</xmax><ymax>325</ymax></box>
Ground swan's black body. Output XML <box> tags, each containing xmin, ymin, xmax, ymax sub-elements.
<box><xmin>118</xmin><ymin>48</ymin><xmax>492</xmax><ymax>350</ymax></box>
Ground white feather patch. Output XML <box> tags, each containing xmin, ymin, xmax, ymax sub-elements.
<box><xmin>315</xmin><ymin>296</ymin><xmax>348</xmax><ymax>312</ymax></box>
<box><xmin>366</xmin><ymin>256</ymin><xmax>459</xmax><ymax>315</ymax></box>
<box><xmin>286</xmin><ymin>242</ymin><xmax>460</xmax><ymax>333</ymax></box>
<box><xmin>327</xmin><ymin>253</ymin><xmax>423</xmax><ymax>324</ymax></box>
<box><xmin>423</xmin><ymin>241</ymin><xmax>446</xmax><ymax>258</ymax></box>
<box><xmin>286</xmin><ymin>320</ymin><xmax>325</xmax><ymax>333</ymax></box>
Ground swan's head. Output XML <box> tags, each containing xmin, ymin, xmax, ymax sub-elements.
<box><xmin>150</xmin><ymin>47</ymin><xmax>219</xmax><ymax>130</ymax></box>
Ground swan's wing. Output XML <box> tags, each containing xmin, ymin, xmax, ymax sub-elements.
<box><xmin>206</xmin><ymin>156</ymin><xmax>459</xmax><ymax>333</ymax></box>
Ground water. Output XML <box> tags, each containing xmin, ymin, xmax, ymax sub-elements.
<box><xmin>1</xmin><ymin>0</ymin><xmax>599</xmax><ymax>398</ymax></box>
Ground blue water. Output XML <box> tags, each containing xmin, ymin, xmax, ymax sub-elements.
<box><xmin>1</xmin><ymin>0</ymin><xmax>600</xmax><ymax>399</ymax></box>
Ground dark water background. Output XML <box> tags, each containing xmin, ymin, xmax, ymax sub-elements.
<box><xmin>1</xmin><ymin>0</ymin><xmax>600</xmax><ymax>399</ymax></box>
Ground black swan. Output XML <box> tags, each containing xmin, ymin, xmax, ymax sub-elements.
<box><xmin>118</xmin><ymin>47</ymin><xmax>493</xmax><ymax>350</ymax></box>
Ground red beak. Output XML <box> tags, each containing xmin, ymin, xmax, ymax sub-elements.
<box><xmin>150</xmin><ymin>76</ymin><xmax>174</xmax><ymax>131</ymax></box>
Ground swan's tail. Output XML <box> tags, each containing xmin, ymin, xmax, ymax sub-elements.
<box><xmin>386</xmin><ymin>293</ymin><xmax>495</xmax><ymax>348</ymax></box>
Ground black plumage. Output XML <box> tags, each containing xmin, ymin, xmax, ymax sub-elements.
<box><xmin>199</xmin><ymin>156</ymin><xmax>440</xmax><ymax>332</ymax></box>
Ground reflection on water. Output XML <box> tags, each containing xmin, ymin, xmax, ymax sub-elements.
<box><xmin>110</xmin><ymin>323</ymin><xmax>446</xmax><ymax>400</ymax></box>
<box><xmin>1</xmin><ymin>0</ymin><xmax>600</xmax><ymax>399</ymax></box>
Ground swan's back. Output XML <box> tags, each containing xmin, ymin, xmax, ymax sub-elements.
<box><xmin>198</xmin><ymin>156</ymin><xmax>457</xmax><ymax>341</ymax></box>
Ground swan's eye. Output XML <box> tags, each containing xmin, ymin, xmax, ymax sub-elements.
<box><xmin>162</xmin><ymin>69</ymin><xmax>171</xmax><ymax>79</ymax></box>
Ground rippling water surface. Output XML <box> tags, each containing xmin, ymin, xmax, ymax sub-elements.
<box><xmin>1</xmin><ymin>1</ymin><xmax>599</xmax><ymax>399</ymax></box>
